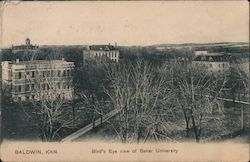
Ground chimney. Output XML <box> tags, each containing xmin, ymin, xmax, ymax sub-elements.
<box><xmin>115</xmin><ymin>42</ymin><xmax>117</xmax><ymax>47</ymax></box>
<box><xmin>16</xmin><ymin>59</ymin><xmax>19</xmax><ymax>63</ymax></box>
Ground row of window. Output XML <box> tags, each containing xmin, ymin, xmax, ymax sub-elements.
<box><xmin>94</xmin><ymin>51</ymin><xmax>118</xmax><ymax>58</ymax></box>
<box><xmin>15</xmin><ymin>92</ymin><xmax>72</xmax><ymax>101</ymax></box>
<box><xmin>195</xmin><ymin>62</ymin><xmax>228</xmax><ymax>68</ymax></box>
<box><xmin>14</xmin><ymin>69</ymin><xmax>73</xmax><ymax>79</ymax></box>
<box><xmin>208</xmin><ymin>63</ymin><xmax>227</xmax><ymax>68</ymax></box>
<box><xmin>111</xmin><ymin>58</ymin><xmax>118</xmax><ymax>62</ymax></box>
<box><xmin>15</xmin><ymin>83</ymin><xmax>72</xmax><ymax>92</ymax></box>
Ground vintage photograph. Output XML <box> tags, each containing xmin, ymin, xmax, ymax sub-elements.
<box><xmin>0</xmin><ymin>1</ymin><xmax>249</xmax><ymax>161</ymax></box>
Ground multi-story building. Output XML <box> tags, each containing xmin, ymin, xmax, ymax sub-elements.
<box><xmin>193</xmin><ymin>51</ymin><xmax>231</xmax><ymax>73</ymax></box>
<box><xmin>2</xmin><ymin>58</ymin><xmax>75</xmax><ymax>102</ymax></box>
<box><xmin>83</xmin><ymin>44</ymin><xmax>119</xmax><ymax>63</ymax></box>
<box><xmin>11</xmin><ymin>38</ymin><xmax>39</xmax><ymax>54</ymax></box>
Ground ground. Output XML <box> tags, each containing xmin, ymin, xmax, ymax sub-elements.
<box><xmin>2</xmin><ymin>102</ymin><xmax>40</xmax><ymax>141</ymax></box>
<box><xmin>2</xmin><ymin>99</ymin><xmax>249</xmax><ymax>143</ymax></box>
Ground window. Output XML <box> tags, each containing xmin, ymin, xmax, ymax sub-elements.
<box><xmin>209</xmin><ymin>64</ymin><xmax>212</xmax><ymax>68</ymax></box>
<box><xmin>31</xmin><ymin>84</ymin><xmax>35</xmax><ymax>90</ymax></box>
<box><xmin>67</xmin><ymin>70</ymin><xmax>70</xmax><ymax>76</ymax></box>
<box><xmin>18</xmin><ymin>85</ymin><xmax>22</xmax><ymax>92</ymax></box>
<box><xmin>112</xmin><ymin>52</ymin><xmax>113</xmax><ymax>57</ymax></box>
<box><xmin>47</xmin><ymin>71</ymin><xmax>50</xmax><ymax>77</ymax></box>
<box><xmin>57</xmin><ymin>71</ymin><xmax>61</xmax><ymax>77</ymax></box>
<box><xmin>18</xmin><ymin>72</ymin><xmax>22</xmax><ymax>79</ymax></box>
<box><xmin>218</xmin><ymin>64</ymin><xmax>221</xmax><ymax>67</ymax></box>
<box><xmin>25</xmin><ymin>84</ymin><xmax>30</xmax><ymax>91</ymax></box>
<box><xmin>43</xmin><ymin>71</ymin><xmax>46</xmax><ymax>77</ymax></box>
<box><xmin>31</xmin><ymin>71</ymin><xmax>35</xmax><ymax>78</ymax></box>
<box><xmin>25</xmin><ymin>72</ymin><xmax>30</xmax><ymax>79</ymax></box>
<box><xmin>114</xmin><ymin>52</ymin><xmax>116</xmax><ymax>57</ymax></box>
<box><xmin>57</xmin><ymin>83</ymin><xmax>61</xmax><ymax>89</ymax></box>
<box><xmin>63</xmin><ymin>70</ymin><xmax>66</xmax><ymax>77</ymax></box>
<box><xmin>42</xmin><ymin>84</ymin><xmax>45</xmax><ymax>90</ymax></box>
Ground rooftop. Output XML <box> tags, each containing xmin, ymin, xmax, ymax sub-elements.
<box><xmin>7</xmin><ymin>59</ymin><xmax>74</xmax><ymax>65</ymax></box>
<box><xmin>88</xmin><ymin>44</ymin><xmax>117</xmax><ymax>51</ymax></box>
<box><xmin>11</xmin><ymin>38</ymin><xmax>39</xmax><ymax>50</ymax></box>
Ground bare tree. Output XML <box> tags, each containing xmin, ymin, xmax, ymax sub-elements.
<box><xmin>77</xmin><ymin>91</ymin><xmax>109</xmax><ymax>127</ymax></box>
<box><xmin>104</xmin><ymin>59</ymin><xmax>176</xmax><ymax>143</ymax></box>
<box><xmin>23</xmin><ymin>61</ymin><xmax>75</xmax><ymax>141</ymax></box>
<box><xmin>228</xmin><ymin>60</ymin><xmax>249</xmax><ymax>101</ymax></box>
<box><xmin>176</xmin><ymin>64</ymin><xmax>228</xmax><ymax>142</ymax></box>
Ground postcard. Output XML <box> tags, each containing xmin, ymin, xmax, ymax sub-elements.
<box><xmin>0</xmin><ymin>1</ymin><xmax>249</xmax><ymax>162</ymax></box>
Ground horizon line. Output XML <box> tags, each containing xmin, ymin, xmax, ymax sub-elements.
<box><xmin>1</xmin><ymin>41</ymin><xmax>249</xmax><ymax>49</ymax></box>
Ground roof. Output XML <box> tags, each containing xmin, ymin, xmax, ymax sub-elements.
<box><xmin>11</xmin><ymin>45</ymin><xmax>39</xmax><ymax>50</ymax></box>
<box><xmin>11</xmin><ymin>59</ymin><xmax>74</xmax><ymax>65</ymax></box>
<box><xmin>89</xmin><ymin>45</ymin><xmax>117</xmax><ymax>51</ymax></box>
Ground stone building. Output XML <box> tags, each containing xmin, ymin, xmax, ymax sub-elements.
<box><xmin>2</xmin><ymin>58</ymin><xmax>75</xmax><ymax>102</ymax></box>
<box><xmin>83</xmin><ymin>44</ymin><xmax>119</xmax><ymax>63</ymax></box>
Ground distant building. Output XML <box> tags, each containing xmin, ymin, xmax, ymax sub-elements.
<box><xmin>193</xmin><ymin>51</ymin><xmax>231</xmax><ymax>73</ymax></box>
<box><xmin>83</xmin><ymin>44</ymin><xmax>119</xmax><ymax>63</ymax></box>
<box><xmin>2</xmin><ymin>58</ymin><xmax>75</xmax><ymax>102</ymax></box>
<box><xmin>11</xmin><ymin>38</ymin><xmax>39</xmax><ymax>54</ymax></box>
<box><xmin>194</xmin><ymin>51</ymin><xmax>208</xmax><ymax>56</ymax></box>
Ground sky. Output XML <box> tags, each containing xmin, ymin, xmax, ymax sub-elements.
<box><xmin>1</xmin><ymin>1</ymin><xmax>249</xmax><ymax>47</ymax></box>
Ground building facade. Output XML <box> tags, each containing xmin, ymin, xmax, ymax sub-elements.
<box><xmin>83</xmin><ymin>44</ymin><xmax>119</xmax><ymax>63</ymax></box>
<box><xmin>2</xmin><ymin>59</ymin><xmax>75</xmax><ymax>102</ymax></box>
<box><xmin>193</xmin><ymin>51</ymin><xmax>231</xmax><ymax>73</ymax></box>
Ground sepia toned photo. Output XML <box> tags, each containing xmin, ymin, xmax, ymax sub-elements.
<box><xmin>0</xmin><ymin>1</ymin><xmax>249</xmax><ymax>162</ymax></box>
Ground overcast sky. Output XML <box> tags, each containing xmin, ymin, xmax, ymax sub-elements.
<box><xmin>1</xmin><ymin>1</ymin><xmax>249</xmax><ymax>47</ymax></box>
